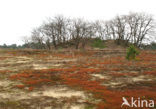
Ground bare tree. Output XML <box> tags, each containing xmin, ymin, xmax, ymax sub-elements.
<box><xmin>31</xmin><ymin>28</ymin><xmax>46</xmax><ymax>49</ymax></box>
<box><xmin>109</xmin><ymin>15</ymin><xmax>127</xmax><ymax>44</ymax></box>
<box><xmin>106</xmin><ymin>12</ymin><xmax>155</xmax><ymax>46</ymax></box>
<box><xmin>81</xmin><ymin>22</ymin><xmax>95</xmax><ymax>48</ymax></box>
<box><xmin>21</xmin><ymin>36</ymin><xmax>31</xmax><ymax>48</ymax></box>
<box><xmin>41</xmin><ymin>22</ymin><xmax>57</xmax><ymax>49</ymax></box>
<box><xmin>93</xmin><ymin>20</ymin><xmax>106</xmax><ymax>39</ymax></box>
<box><xmin>40</xmin><ymin>15</ymin><xmax>69</xmax><ymax>49</ymax></box>
<box><xmin>28</xmin><ymin>13</ymin><xmax>155</xmax><ymax>49</ymax></box>
<box><xmin>69</xmin><ymin>18</ymin><xmax>90</xmax><ymax>49</ymax></box>
<box><xmin>54</xmin><ymin>15</ymin><xmax>69</xmax><ymax>44</ymax></box>
<box><xmin>125</xmin><ymin>12</ymin><xmax>155</xmax><ymax>46</ymax></box>
<box><xmin>21</xmin><ymin>36</ymin><xmax>30</xmax><ymax>44</ymax></box>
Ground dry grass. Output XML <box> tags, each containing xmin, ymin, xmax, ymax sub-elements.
<box><xmin>0</xmin><ymin>49</ymin><xmax>156</xmax><ymax>109</ymax></box>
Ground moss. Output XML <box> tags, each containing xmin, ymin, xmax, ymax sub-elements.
<box><xmin>85</xmin><ymin>105</ymin><xmax>94</xmax><ymax>109</ymax></box>
<box><xmin>0</xmin><ymin>101</ymin><xmax>25</xmax><ymax>109</ymax></box>
<box><xmin>91</xmin><ymin>38</ymin><xmax>105</xmax><ymax>49</ymax></box>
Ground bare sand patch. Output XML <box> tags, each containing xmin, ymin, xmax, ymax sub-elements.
<box><xmin>0</xmin><ymin>85</ymin><xmax>86</xmax><ymax>101</ymax></box>
<box><xmin>91</xmin><ymin>74</ymin><xmax>110</xmax><ymax>79</ymax></box>
<box><xmin>131</xmin><ymin>75</ymin><xmax>153</xmax><ymax>82</ymax></box>
<box><xmin>30</xmin><ymin>86</ymin><xmax>85</xmax><ymax>99</ymax></box>
<box><xmin>33</xmin><ymin>64</ymin><xmax>48</xmax><ymax>70</ymax></box>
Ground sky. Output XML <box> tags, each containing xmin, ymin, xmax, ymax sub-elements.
<box><xmin>0</xmin><ymin>0</ymin><xmax>156</xmax><ymax>45</ymax></box>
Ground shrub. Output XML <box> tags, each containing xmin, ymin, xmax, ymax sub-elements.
<box><xmin>126</xmin><ymin>45</ymin><xmax>139</xmax><ymax>60</ymax></box>
<box><xmin>85</xmin><ymin>105</ymin><xmax>94</xmax><ymax>109</ymax></box>
<box><xmin>91</xmin><ymin>38</ymin><xmax>105</xmax><ymax>49</ymax></box>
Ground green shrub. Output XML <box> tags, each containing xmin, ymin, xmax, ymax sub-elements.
<box><xmin>85</xmin><ymin>105</ymin><xmax>94</xmax><ymax>109</ymax></box>
<box><xmin>126</xmin><ymin>45</ymin><xmax>139</xmax><ymax>60</ymax></box>
<box><xmin>91</xmin><ymin>38</ymin><xmax>105</xmax><ymax>49</ymax></box>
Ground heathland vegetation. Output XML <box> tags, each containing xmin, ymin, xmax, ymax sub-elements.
<box><xmin>0</xmin><ymin>12</ymin><xmax>156</xmax><ymax>109</ymax></box>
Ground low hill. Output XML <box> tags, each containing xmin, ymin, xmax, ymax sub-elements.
<box><xmin>57</xmin><ymin>38</ymin><xmax>128</xmax><ymax>50</ymax></box>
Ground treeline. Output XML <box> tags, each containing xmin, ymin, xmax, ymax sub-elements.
<box><xmin>23</xmin><ymin>12</ymin><xmax>156</xmax><ymax>49</ymax></box>
<box><xmin>0</xmin><ymin>44</ymin><xmax>22</xmax><ymax>49</ymax></box>
<box><xmin>1</xmin><ymin>42</ymin><xmax>156</xmax><ymax>50</ymax></box>
<box><xmin>0</xmin><ymin>43</ymin><xmax>47</xmax><ymax>49</ymax></box>
<box><xmin>142</xmin><ymin>42</ymin><xmax>156</xmax><ymax>50</ymax></box>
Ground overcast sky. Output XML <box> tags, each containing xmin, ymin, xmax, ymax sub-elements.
<box><xmin>0</xmin><ymin>0</ymin><xmax>156</xmax><ymax>45</ymax></box>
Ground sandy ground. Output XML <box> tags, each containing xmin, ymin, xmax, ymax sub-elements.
<box><xmin>0</xmin><ymin>49</ymin><xmax>156</xmax><ymax>109</ymax></box>
<box><xmin>0</xmin><ymin>51</ymin><xmax>92</xmax><ymax>109</ymax></box>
